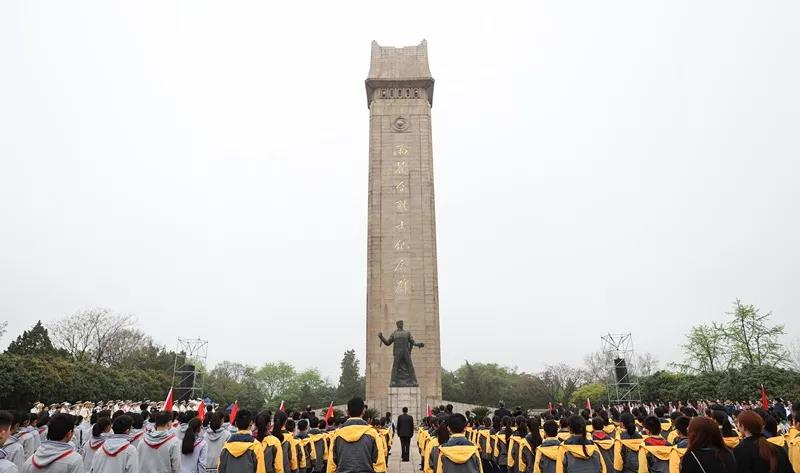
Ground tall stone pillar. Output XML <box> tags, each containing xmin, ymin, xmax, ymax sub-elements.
<box><xmin>365</xmin><ymin>40</ymin><xmax>442</xmax><ymax>418</ymax></box>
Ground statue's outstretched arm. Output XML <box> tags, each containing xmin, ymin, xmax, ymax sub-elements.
<box><xmin>378</xmin><ymin>332</ymin><xmax>393</xmax><ymax>345</ymax></box>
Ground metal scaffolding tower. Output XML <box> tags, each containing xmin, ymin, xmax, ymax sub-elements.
<box><xmin>172</xmin><ymin>338</ymin><xmax>208</xmax><ymax>402</ymax></box>
<box><xmin>601</xmin><ymin>333</ymin><xmax>641</xmax><ymax>403</ymax></box>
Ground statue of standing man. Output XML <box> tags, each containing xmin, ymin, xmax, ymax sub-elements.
<box><xmin>378</xmin><ymin>320</ymin><xmax>425</xmax><ymax>387</ymax></box>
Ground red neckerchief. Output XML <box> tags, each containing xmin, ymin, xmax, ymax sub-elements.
<box><xmin>645</xmin><ymin>436</ymin><xmax>667</xmax><ymax>446</ymax></box>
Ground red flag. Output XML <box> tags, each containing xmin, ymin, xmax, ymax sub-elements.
<box><xmin>230</xmin><ymin>401</ymin><xmax>239</xmax><ymax>425</ymax></box>
<box><xmin>197</xmin><ymin>402</ymin><xmax>206</xmax><ymax>422</ymax></box>
<box><xmin>324</xmin><ymin>402</ymin><xmax>334</xmax><ymax>422</ymax></box>
<box><xmin>279</xmin><ymin>400</ymin><xmax>285</xmax><ymax>412</ymax></box>
<box><xmin>585</xmin><ymin>398</ymin><xmax>592</xmax><ymax>411</ymax></box>
<box><xmin>426</xmin><ymin>404</ymin><xmax>432</xmax><ymax>417</ymax></box>
<box><xmin>761</xmin><ymin>385</ymin><xmax>769</xmax><ymax>410</ymax></box>
<box><xmin>547</xmin><ymin>402</ymin><xmax>553</xmax><ymax>411</ymax></box>
<box><xmin>163</xmin><ymin>388</ymin><xmax>174</xmax><ymax>412</ymax></box>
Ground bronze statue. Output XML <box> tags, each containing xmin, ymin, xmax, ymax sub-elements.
<box><xmin>378</xmin><ymin>320</ymin><xmax>424</xmax><ymax>387</ymax></box>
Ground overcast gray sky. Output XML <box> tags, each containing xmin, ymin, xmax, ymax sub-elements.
<box><xmin>1</xmin><ymin>0</ymin><xmax>798</xmax><ymax>381</ymax></box>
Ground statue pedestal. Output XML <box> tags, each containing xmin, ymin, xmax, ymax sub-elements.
<box><xmin>388</xmin><ymin>386</ymin><xmax>422</xmax><ymax>423</ymax></box>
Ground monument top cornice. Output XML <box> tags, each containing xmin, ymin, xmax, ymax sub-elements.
<box><xmin>365</xmin><ymin>40</ymin><xmax>434</xmax><ymax>108</ymax></box>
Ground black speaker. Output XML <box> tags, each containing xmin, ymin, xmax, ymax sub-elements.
<box><xmin>614</xmin><ymin>358</ymin><xmax>629</xmax><ymax>384</ymax></box>
<box><xmin>175</xmin><ymin>364</ymin><xmax>195</xmax><ymax>401</ymax></box>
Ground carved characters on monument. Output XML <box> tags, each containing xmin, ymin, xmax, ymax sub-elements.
<box><xmin>393</xmin><ymin>144</ymin><xmax>409</xmax><ymax>156</ymax></box>
<box><xmin>378</xmin><ymin>320</ymin><xmax>424</xmax><ymax>387</ymax></box>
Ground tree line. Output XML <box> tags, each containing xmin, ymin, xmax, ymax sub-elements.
<box><xmin>1</xmin><ymin>299</ymin><xmax>797</xmax><ymax>410</ymax></box>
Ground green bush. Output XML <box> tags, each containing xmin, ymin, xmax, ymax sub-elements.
<box><xmin>0</xmin><ymin>353</ymin><xmax>171</xmax><ymax>409</ymax></box>
<box><xmin>639</xmin><ymin>366</ymin><xmax>800</xmax><ymax>402</ymax></box>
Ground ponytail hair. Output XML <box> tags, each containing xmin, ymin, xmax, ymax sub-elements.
<box><xmin>182</xmin><ymin>418</ymin><xmax>202</xmax><ymax>454</ymax></box>
<box><xmin>620</xmin><ymin>412</ymin><xmax>636</xmax><ymax>436</ymax></box>
<box><xmin>567</xmin><ymin>415</ymin><xmax>589</xmax><ymax>457</ymax></box>
<box><xmin>254</xmin><ymin>412</ymin><xmax>270</xmax><ymax>442</ymax></box>
<box><xmin>271</xmin><ymin>410</ymin><xmax>287</xmax><ymax>439</ymax></box>
<box><xmin>515</xmin><ymin>416</ymin><xmax>528</xmax><ymax>437</ymax></box>
<box><xmin>712</xmin><ymin>410</ymin><xmax>736</xmax><ymax>437</ymax></box>
<box><xmin>502</xmin><ymin>416</ymin><xmax>513</xmax><ymax>445</ymax></box>
<box><xmin>526</xmin><ymin>416</ymin><xmax>542</xmax><ymax>450</ymax></box>
<box><xmin>92</xmin><ymin>417</ymin><xmax>111</xmax><ymax>437</ymax></box>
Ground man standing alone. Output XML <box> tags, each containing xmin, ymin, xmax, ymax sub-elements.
<box><xmin>396</xmin><ymin>408</ymin><xmax>414</xmax><ymax>462</ymax></box>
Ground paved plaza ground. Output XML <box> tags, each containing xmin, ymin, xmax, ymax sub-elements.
<box><xmin>387</xmin><ymin>434</ymin><xmax>422</xmax><ymax>473</ymax></box>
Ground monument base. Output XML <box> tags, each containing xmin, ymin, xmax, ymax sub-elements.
<box><xmin>388</xmin><ymin>386</ymin><xmax>422</xmax><ymax>423</ymax></box>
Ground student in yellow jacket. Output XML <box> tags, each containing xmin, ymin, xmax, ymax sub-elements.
<box><xmin>589</xmin><ymin>418</ymin><xmax>614</xmax><ymax>473</ymax></box>
<box><xmin>218</xmin><ymin>409</ymin><xmax>267</xmax><ymax>473</ymax></box>
<box><xmin>493</xmin><ymin>418</ymin><xmax>512</xmax><ymax>473</ymax></box>
<box><xmin>638</xmin><ymin>416</ymin><xmax>672</xmax><ymax>473</ymax></box>
<box><xmin>666</xmin><ymin>417</ymin><xmax>689</xmax><ymax>473</ymax></box>
<box><xmin>326</xmin><ymin>398</ymin><xmax>386</xmax><ymax>473</ymax></box>
<box><xmin>614</xmin><ymin>414</ymin><xmax>643</xmax><ymax>473</ymax></box>
<box><xmin>555</xmin><ymin>416</ymin><xmax>605</xmax><ymax>473</ymax></box>
<box><xmin>475</xmin><ymin>418</ymin><xmax>493</xmax><ymax>465</ymax></box>
<box><xmin>507</xmin><ymin>417</ymin><xmax>533</xmax><ymax>473</ymax></box>
<box><xmin>284</xmin><ymin>419</ymin><xmax>307</xmax><ymax>473</ymax></box>
<box><xmin>435</xmin><ymin>415</ymin><xmax>483</xmax><ymax>473</ymax></box>
<box><xmin>262</xmin><ymin>431</ymin><xmax>285</xmax><ymax>473</ymax></box>
<box><xmin>308</xmin><ymin>419</ymin><xmax>328</xmax><ymax>473</ymax></box>
<box><xmin>533</xmin><ymin>421</ymin><xmax>561</xmax><ymax>473</ymax></box>
<box><xmin>424</xmin><ymin>430</ymin><xmax>443</xmax><ymax>473</ymax></box>
<box><xmin>787</xmin><ymin>412</ymin><xmax>800</xmax><ymax>473</ymax></box>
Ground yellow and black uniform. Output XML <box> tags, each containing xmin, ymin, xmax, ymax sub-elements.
<box><xmin>218</xmin><ymin>430</ymin><xmax>267</xmax><ymax>473</ymax></box>
<box><xmin>507</xmin><ymin>434</ymin><xmax>533</xmax><ymax>473</ymax></box>
<box><xmin>493</xmin><ymin>432</ymin><xmax>510</xmax><ymax>471</ymax></box>
<box><xmin>556</xmin><ymin>436</ymin><xmax>606</xmax><ymax>473</ymax></box>
<box><xmin>281</xmin><ymin>431</ymin><xmax>301</xmax><ymax>473</ymax></box>
<box><xmin>613</xmin><ymin>432</ymin><xmax>643</xmax><ymax>473</ymax></box>
<box><xmin>308</xmin><ymin>428</ymin><xmax>328</xmax><ymax>473</ymax></box>
<box><xmin>667</xmin><ymin>437</ymin><xmax>687</xmax><ymax>473</ymax></box>
<box><xmin>722</xmin><ymin>434</ymin><xmax>741</xmax><ymax>450</ymax></box>
<box><xmin>637</xmin><ymin>436</ymin><xmax>671</xmax><ymax>473</ymax></box>
<box><xmin>326</xmin><ymin>418</ymin><xmax>387</xmax><ymax>473</ymax></box>
<box><xmin>534</xmin><ymin>438</ymin><xmax>560</xmax><ymax>473</ymax></box>
<box><xmin>436</xmin><ymin>435</ymin><xmax>483</xmax><ymax>473</ymax></box>
<box><xmin>476</xmin><ymin>428</ymin><xmax>493</xmax><ymax>462</ymax></box>
<box><xmin>590</xmin><ymin>431</ymin><xmax>614</xmax><ymax>473</ymax></box>
<box><xmin>424</xmin><ymin>437</ymin><xmax>441</xmax><ymax>473</ymax></box>
<box><xmin>262</xmin><ymin>434</ymin><xmax>285</xmax><ymax>473</ymax></box>
<box><xmin>787</xmin><ymin>430</ymin><xmax>800</xmax><ymax>473</ymax></box>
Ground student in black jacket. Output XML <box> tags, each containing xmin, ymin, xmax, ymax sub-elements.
<box><xmin>733</xmin><ymin>410</ymin><xmax>792</xmax><ymax>473</ymax></box>
<box><xmin>679</xmin><ymin>416</ymin><xmax>736</xmax><ymax>473</ymax></box>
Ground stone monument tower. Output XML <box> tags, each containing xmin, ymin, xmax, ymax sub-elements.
<box><xmin>365</xmin><ymin>40</ymin><xmax>442</xmax><ymax>420</ymax></box>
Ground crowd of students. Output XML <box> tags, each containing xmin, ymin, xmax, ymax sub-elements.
<box><xmin>3</xmin><ymin>397</ymin><xmax>800</xmax><ymax>473</ymax></box>
<box><xmin>0</xmin><ymin>398</ymin><xmax>395</xmax><ymax>473</ymax></box>
<box><xmin>416</xmin><ymin>400</ymin><xmax>800</xmax><ymax>473</ymax></box>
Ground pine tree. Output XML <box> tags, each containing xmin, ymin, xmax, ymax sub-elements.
<box><xmin>336</xmin><ymin>349</ymin><xmax>365</xmax><ymax>403</ymax></box>
<box><xmin>5</xmin><ymin>321</ymin><xmax>61</xmax><ymax>356</ymax></box>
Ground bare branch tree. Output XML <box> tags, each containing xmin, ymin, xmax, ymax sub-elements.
<box><xmin>634</xmin><ymin>352</ymin><xmax>659</xmax><ymax>376</ymax></box>
<box><xmin>535</xmin><ymin>363</ymin><xmax>587</xmax><ymax>406</ymax></box>
<box><xmin>49</xmin><ymin>308</ymin><xmax>137</xmax><ymax>366</ymax></box>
